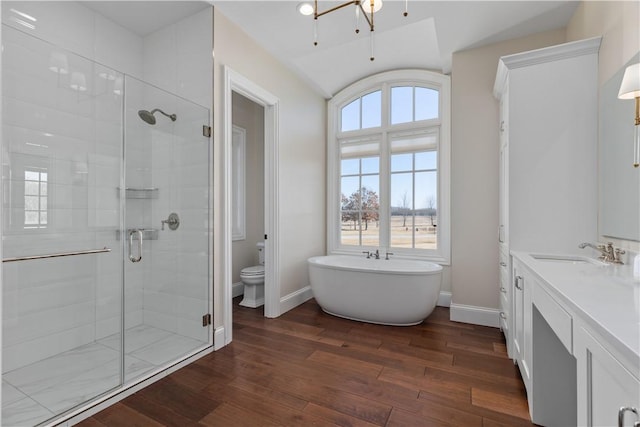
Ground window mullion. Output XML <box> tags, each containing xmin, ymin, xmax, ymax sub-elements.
<box><xmin>412</xmin><ymin>154</ymin><xmax>416</xmax><ymax>249</ymax></box>
<box><xmin>379</xmin><ymin>130</ymin><xmax>390</xmax><ymax>251</ymax></box>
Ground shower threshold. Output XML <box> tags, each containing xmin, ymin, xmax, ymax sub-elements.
<box><xmin>2</xmin><ymin>325</ymin><xmax>204</xmax><ymax>427</ymax></box>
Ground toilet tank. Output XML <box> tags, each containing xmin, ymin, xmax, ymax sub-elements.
<box><xmin>257</xmin><ymin>241</ymin><xmax>265</xmax><ymax>265</ymax></box>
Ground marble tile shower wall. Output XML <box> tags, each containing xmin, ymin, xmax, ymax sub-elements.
<box><xmin>0</xmin><ymin>26</ymin><xmax>130</xmax><ymax>371</ymax></box>
<box><xmin>2</xmin><ymin>2</ymin><xmax>212</xmax><ymax>372</ymax></box>
<box><xmin>137</xmin><ymin>9</ymin><xmax>212</xmax><ymax>343</ymax></box>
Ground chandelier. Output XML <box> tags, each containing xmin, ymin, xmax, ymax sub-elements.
<box><xmin>300</xmin><ymin>0</ymin><xmax>408</xmax><ymax>61</ymax></box>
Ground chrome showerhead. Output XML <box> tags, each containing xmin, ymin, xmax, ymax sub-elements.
<box><xmin>138</xmin><ymin>108</ymin><xmax>177</xmax><ymax>125</ymax></box>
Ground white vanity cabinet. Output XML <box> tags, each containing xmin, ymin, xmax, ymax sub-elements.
<box><xmin>494</xmin><ymin>37</ymin><xmax>600</xmax><ymax>364</ymax></box>
<box><xmin>575</xmin><ymin>324</ymin><xmax>640</xmax><ymax>427</ymax></box>
<box><xmin>511</xmin><ymin>251</ymin><xmax>640</xmax><ymax>427</ymax></box>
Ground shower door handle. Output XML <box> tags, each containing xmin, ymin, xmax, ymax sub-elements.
<box><xmin>128</xmin><ymin>229</ymin><xmax>143</xmax><ymax>263</ymax></box>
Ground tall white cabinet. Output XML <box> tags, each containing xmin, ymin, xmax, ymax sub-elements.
<box><xmin>493</xmin><ymin>37</ymin><xmax>601</xmax><ymax>394</ymax></box>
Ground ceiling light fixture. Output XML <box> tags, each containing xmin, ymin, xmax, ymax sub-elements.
<box><xmin>298</xmin><ymin>2</ymin><xmax>314</xmax><ymax>16</ymax></box>
<box><xmin>309</xmin><ymin>0</ymin><xmax>408</xmax><ymax>62</ymax></box>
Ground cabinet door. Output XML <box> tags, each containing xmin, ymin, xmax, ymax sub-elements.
<box><xmin>576</xmin><ymin>326</ymin><xmax>640</xmax><ymax>426</ymax></box>
<box><xmin>512</xmin><ymin>261</ymin><xmax>531</xmax><ymax>392</ymax></box>
<box><xmin>498</xmin><ymin>244</ymin><xmax>512</xmax><ymax>358</ymax></box>
<box><xmin>498</xmin><ymin>90</ymin><xmax>509</xmax><ymax>245</ymax></box>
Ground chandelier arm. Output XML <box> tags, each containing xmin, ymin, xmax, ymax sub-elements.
<box><xmin>315</xmin><ymin>0</ymin><xmax>360</xmax><ymax>19</ymax></box>
<box><xmin>357</xmin><ymin>2</ymin><xmax>375</xmax><ymax>31</ymax></box>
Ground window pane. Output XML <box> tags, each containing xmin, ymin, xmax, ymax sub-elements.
<box><xmin>25</xmin><ymin>211</ymin><xmax>38</xmax><ymax>225</ymax></box>
<box><xmin>341</xmin><ymin>176</ymin><xmax>360</xmax><ymax>207</ymax></box>
<box><xmin>416</xmin><ymin>171</ymin><xmax>437</xmax><ymax>210</ymax></box>
<box><xmin>40</xmin><ymin>211</ymin><xmax>48</xmax><ymax>225</ymax></box>
<box><xmin>415</xmin><ymin>87</ymin><xmax>439</xmax><ymax>121</ymax></box>
<box><xmin>361</xmin><ymin>212</ymin><xmax>379</xmax><ymax>247</ymax></box>
<box><xmin>41</xmin><ymin>172</ymin><xmax>48</xmax><ymax>182</ymax></box>
<box><xmin>340</xmin><ymin>210</ymin><xmax>360</xmax><ymax>246</ymax></box>
<box><xmin>361</xmin><ymin>156</ymin><xmax>379</xmax><ymax>174</ymax></box>
<box><xmin>24</xmin><ymin>195</ymin><xmax>39</xmax><ymax>210</ymax></box>
<box><xmin>40</xmin><ymin>182</ymin><xmax>48</xmax><ymax>196</ymax></box>
<box><xmin>361</xmin><ymin>90</ymin><xmax>381</xmax><ymax>129</ymax></box>
<box><xmin>391</xmin><ymin>153</ymin><xmax>412</xmax><ymax>172</ymax></box>
<box><xmin>341</xmin><ymin>158</ymin><xmax>359</xmax><ymax>176</ymax></box>
<box><xmin>415</xmin><ymin>171</ymin><xmax>437</xmax><ymax>249</ymax></box>
<box><xmin>341</xmin><ymin>99</ymin><xmax>360</xmax><ymax>132</ymax></box>
<box><xmin>361</xmin><ymin>175</ymin><xmax>379</xmax><ymax>196</ymax></box>
<box><xmin>391</xmin><ymin>172</ymin><xmax>413</xmax><ymax>248</ymax></box>
<box><xmin>416</xmin><ymin>151</ymin><xmax>437</xmax><ymax>170</ymax></box>
<box><xmin>25</xmin><ymin>171</ymin><xmax>39</xmax><ymax>181</ymax></box>
<box><xmin>25</xmin><ymin>181</ymin><xmax>40</xmax><ymax>195</ymax></box>
<box><xmin>391</xmin><ymin>86</ymin><xmax>413</xmax><ymax>124</ymax></box>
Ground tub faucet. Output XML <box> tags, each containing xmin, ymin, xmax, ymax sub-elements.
<box><xmin>362</xmin><ymin>251</ymin><xmax>372</xmax><ymax>259</ymax></box>
<box><xmin>385</xmin><ymin>252</ymin><xmax>394</xmax><ymax>260</ymax></box>
<box><xmin>374</xmin><ymin>249</ymin><xmax>380</xmax><ymax>259</ymax></box>
<box><xmin>578</xmin><ymin>242</ymin><xmax>625</xmax><ymax>264</ymax></box>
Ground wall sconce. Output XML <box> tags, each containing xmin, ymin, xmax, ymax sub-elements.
<box><xmin>618</xmin><ymin>62</ymin><xmax>640</xmax><ymax>168</ymax></box>
<box><xmin>48</xmin><ymin>52</ymin><xmax>68</xmax><ymax>74</ymax></box>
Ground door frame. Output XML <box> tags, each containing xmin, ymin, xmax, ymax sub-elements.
<box><xmin>222</xmin><ymin>66</ymin><xmax>280</xmax><ymax>345</ymax></box>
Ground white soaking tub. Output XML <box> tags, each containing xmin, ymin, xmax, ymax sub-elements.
<box><xmin>307</xmin><ymin>255</ymin><xmax>443</xmax><ymax>326</ymax></box>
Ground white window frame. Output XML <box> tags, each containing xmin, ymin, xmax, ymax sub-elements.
<box><xmin>327</xmin><ymin>69</ymin><xmax>451</xmax><ymax>264</ymax></box>
<box><xmin>231</xmin><ymin>125</ymin><xmax>246</xmax><ymax>241</ymax></box>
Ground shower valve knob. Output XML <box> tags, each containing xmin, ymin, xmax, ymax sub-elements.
<box><xmin>161</xmin><ymin>213</ymin><xmax>180</xmax><ymax>231</ymax></box>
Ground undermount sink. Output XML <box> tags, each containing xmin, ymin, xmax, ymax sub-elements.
<box><xmin>530</xmin><ymin>254</ymin><xmax>603</xmax><ymax>265</ymax></box>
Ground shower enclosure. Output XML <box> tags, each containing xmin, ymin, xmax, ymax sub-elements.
<box><xmin>1</xmin><ymin>23</ymin><xmax>212</xmax><ymax>426</ymax></box>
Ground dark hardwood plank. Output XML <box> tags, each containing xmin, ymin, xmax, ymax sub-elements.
<box><xmin>78</xmin><ymin>301</ymin><xmax>536</xmax><ymax>427</ymax></box>
<box><xmin>92</xmin><ymin>402</ymin><xmax>166</xmax><ymax>427</ymax></box>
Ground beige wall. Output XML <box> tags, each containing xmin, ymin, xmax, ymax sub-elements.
<box><xmin>213</xmin><ymin>9</ymin><xmax>326</xmax><ymax>326</ymax></box>
<box><xmin>567</xmin><ymin>0</ymin><xmax>640</xmax><ymax>253</ymax></box>
<box><xmin>231</xmin><ymin>92</ymin><xmax>265</xmax><ymax>284</ymax></box>
<box><xmin>450</xmin><ymin>29</ymin><xmax>567</xmax><ymax>308</ymax></box>
<box><xmin>567</xmin><ymin>1</ymin><xmax>640</xmax><ymax>85</ymax></box>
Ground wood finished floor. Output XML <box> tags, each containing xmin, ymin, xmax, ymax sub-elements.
<box><xmin>79</xmin><ymin>298</ymin><xmax>537</xmax><ymax>426</ymax></box>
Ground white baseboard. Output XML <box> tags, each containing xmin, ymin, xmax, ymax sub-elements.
<box><xmin>232</xmin><ymin>281</ymin><xmax>244</xmax><ymax>298</ymax></box>
<box><xmin>437</xmin><ymin>291</ymin><xmax>452</xmax><ymax>307</ymax></box>
<box><xmin>280</xmin><ymin>285</ymin><xmax>313</xmax><ymax>315</ymax></box>
<box><xmin>214</xmin><ymin>326</ymin><xmax>227</xmax><ymax>350</ymax></box>
<box><xmin>450</xmin><ymin>303</ymin><xmax>500</xmax><ymax>328</ymax></box>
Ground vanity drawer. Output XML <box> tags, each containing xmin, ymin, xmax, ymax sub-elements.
<box><xmin>533</xmin><ymin>283</ymin><xmax>572</xmax><ymax>354</ymax></box>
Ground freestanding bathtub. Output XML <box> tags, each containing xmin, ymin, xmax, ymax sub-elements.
<box><xmin>307</xmin><ymin>255</ymin><xmax>443</xmax><ymax>326</ymax></box>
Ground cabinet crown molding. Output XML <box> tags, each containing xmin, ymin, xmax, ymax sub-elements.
<box><xmin>493</xmin><ymin>36</ymin><xmax>602</xmax><ymax>99</ymax></box>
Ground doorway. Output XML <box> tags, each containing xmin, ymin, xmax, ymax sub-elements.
<box><xmin>222</xmin><ymin>66</ymin><xmax>280</xmax><ymax>346</ymax></box>
<box><xmin>230</xmin><ymin>92</ymin><xmax>265</xmax><ymax>307</ymax></box>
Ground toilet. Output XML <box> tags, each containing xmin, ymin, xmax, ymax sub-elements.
<box><xmin>239</xmin><ymin>242</ymin><xmax>265</xmax><ymax>308</ymax></box>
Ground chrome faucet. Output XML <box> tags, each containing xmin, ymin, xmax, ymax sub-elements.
<box><xmin>374</xmin><ymin>249</ymin><xmax>380</xmax><ymax>259</ymax></box>
<box><xmin>578</xmin><ymin>242</ymin><xmax>625</xmax><ymax>264</ymax></box>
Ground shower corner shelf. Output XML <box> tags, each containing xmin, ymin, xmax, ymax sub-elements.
<box><xmin>118</xmin><ymin>187</ymin><xmax>159</xmax><ymax>199</ymax></box>
<box><xmin>116</xmin><ymin>228</ymin><xmax>159</xmax><ymax>241</ymax></box>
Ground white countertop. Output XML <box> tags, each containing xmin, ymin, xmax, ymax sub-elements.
<box><xmin>512</xmin><ymin>251</ymin><xmax>640</xmax><ymax>368</ymax></box>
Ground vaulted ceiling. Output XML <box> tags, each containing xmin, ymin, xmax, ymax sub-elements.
<box><xmin>213</xmin><ymin>1</ymin><xmax>579</xmax><ymax>97</ymax></box>
<box><xmin>83</xmin><ymin>1</ymin><xmax>579</xmax><ymax>98</ymax></box>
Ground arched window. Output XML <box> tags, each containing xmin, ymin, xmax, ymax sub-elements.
<box><xmin>327</xmin><ymin>70</ymin><xmax>450</xmax><ymax>263</ymax></box>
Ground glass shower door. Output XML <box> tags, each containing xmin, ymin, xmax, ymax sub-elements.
<box><xmin>1</xmin><ymin>26</ymin><xmax>124</xmax><ymax>426</ymax></box>
<box><xmin>122</xmin><ymin>77</ymin><xmax>210</xmax><ymax>382</ymax></box>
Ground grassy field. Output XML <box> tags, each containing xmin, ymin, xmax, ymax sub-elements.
<box><xmin>341</xmin><ymin>215</ymin><xmax>437</xmax><ymax>249</ymax></box>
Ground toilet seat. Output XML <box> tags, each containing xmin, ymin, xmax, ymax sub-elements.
<box><xmin>240</xmin><ymin>265</ymin><xmax>264</xmax><ymax>276</ymax></box>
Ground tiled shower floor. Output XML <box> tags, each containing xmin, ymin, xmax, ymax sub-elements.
<box><xmin>2</xmin><ymin>325</ymin><xmax>204</xmax><ymax>427</ymax></box>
